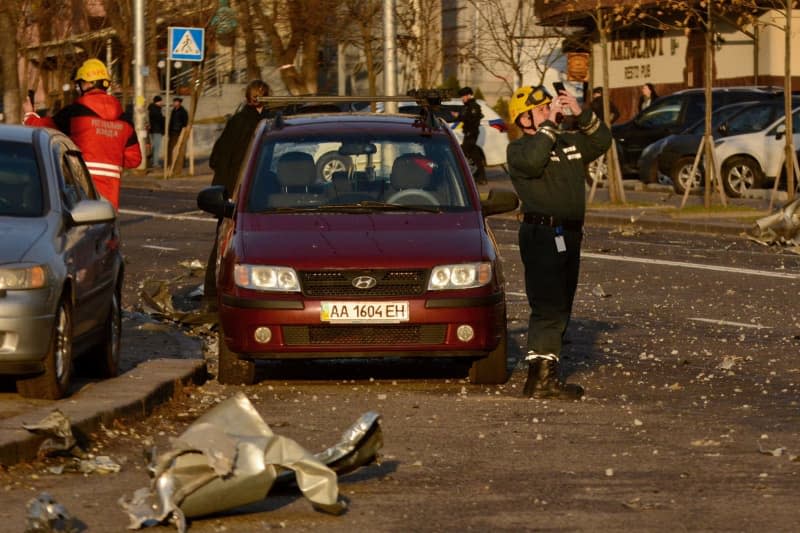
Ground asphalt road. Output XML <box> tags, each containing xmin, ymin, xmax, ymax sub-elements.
<box><xmin>1</xmin><ymin>180</ymin><xmax>799</xmax><ymax>531</ymax></box>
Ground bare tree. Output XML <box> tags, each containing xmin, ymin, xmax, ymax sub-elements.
<box><xmin>0</xmin><ymin>1</ymin><xmax>22</xmax><ymax>124</ymax></box>
<box><xmin>339</xmin><ymin>0</ymin><xmax>383</xmax><ymax>97</ymax></box>
<box><xmin>396</xmin><ymin>0</ymin><xmax>442</xmax><ymax>90</ymax></box>
<box><xmin>462</xmin><ymin>0</ymin><xmax>565</xmax><ymax>94</ymax></box>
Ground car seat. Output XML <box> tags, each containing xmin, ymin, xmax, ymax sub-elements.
<box><xmin>387</xmin><ymin>154</ymin><xmax>441</xmax><ymax>206</ymax></box>
<box><xmin>268</xmin><ymin>152</ymin><xmax>322</xmax><ymax>207</ymax></box>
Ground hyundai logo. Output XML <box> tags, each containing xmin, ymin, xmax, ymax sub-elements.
<box><xmin>352</xmin><ymin>276</ymin><xmax>377</xmax><ymax>289</ymax></box>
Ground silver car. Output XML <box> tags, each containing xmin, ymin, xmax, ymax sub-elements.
<box><xmin>0</xmin><ymin>125</ymin><xmax>123</xmax><ymax>399</ymax></box>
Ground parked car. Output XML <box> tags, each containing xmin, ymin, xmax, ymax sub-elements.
<box><xmin>0</xmin><ymin>125</ymin><xmax>123</xmax><ymax>399</ymax></box>
<box><xmin>638</xmin><ymin>99</ymin><xmax>796</xmax><ymax>193</ymax></box>
<box><xmin>198</xmin><ymin>95</ymin><xmax>519</xmax><ymax>386</ymax></box>
<box><xmin>715</xmin><ymin>105</ymin><xmax>800</xmax><ymax>197</ymax></box>
<box><xmin>612</xmin><ymin>87</ymin><xmax>784</xmax><ymax>179</ymax></box>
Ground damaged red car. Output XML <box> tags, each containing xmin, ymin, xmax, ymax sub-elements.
<box><xmin>198</xmin><ymin>95</ymin><xmax>518</xmax><ymax>386</ymax></box>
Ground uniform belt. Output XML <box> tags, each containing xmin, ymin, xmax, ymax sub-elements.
<box><xmin>522</xmin><ymin>212</ymin><xmax>583</xmax><ymax>231</ymax></box>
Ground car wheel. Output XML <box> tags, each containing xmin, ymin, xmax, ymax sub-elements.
<box><xmin>17</xmin><ymin>298</ymin><xmax>73</xmax><ymax>400</ymax></box>
<box><xmin>217</xmin><ymin>323</ymin><xmax>256</xmax><ymax>385</ymax></box>
<box><xmin>88</xmin><ymin>285</ymin><xmax>122</xmax><ymax>378</ymax></box>
<box><xmin>468</xmin><ymin>315</ymin><xmax>508</xmax><ymax>385</ymax></box>
<box><xmin>316</xmin><ymin>151</ymin><xmax>351</xmax><ymax>182</ymax></box>
<box><xmin>722</xmin><ymin>156</ymin><xmax>763</xmax><ymax>198</ymax></box>
<box><xmin>671</xmin><ymin>156</ymin><xmax>704</xmax><ymax>194</ymax></box>
<box><xmin>586</xmin><ymin>158</ymin><xmax>608</xmax><ymax>187</ymax></box>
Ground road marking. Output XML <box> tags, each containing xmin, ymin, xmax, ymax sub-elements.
<box><xmin>119</xmin><ymin>208</ymin><xmax>214</xmax><ymax>223</ymax></box>
<box><xmin>688</xmin><ymin>317</ymin><xmax>771</xmax><ymax>329</ymax></box>
<box><xmin>499</xmin><ymin>243</ymin><xmax>799</xmax><ymax>280</ymax></box>
<box><xmin>580</xmin><ymin>251</ymin><xmax>800</xmax><ymax>280</ymax></box>
<box><xmin>142</xmin><ymin>245</ymin><xmax>179</xmax><ymax>251</ymax></box>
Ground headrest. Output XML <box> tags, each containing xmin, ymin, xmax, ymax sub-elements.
<box><xmin>390</xmin><ymin>154</ymin><xmax>434</xmax><ymax>190</ymax></box>
<box><xmin>276</xmin><ymin>152</ymin><xmax>317</xmax><ymax>187</ymax></box>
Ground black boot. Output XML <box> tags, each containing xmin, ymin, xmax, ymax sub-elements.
<box><xmin>523</xmin><ymin>357</ymin><xmax>584</xmax><ymax>400</ymax></box>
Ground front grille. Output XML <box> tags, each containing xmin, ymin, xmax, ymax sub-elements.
<box><xmin>283</xmin><ymin>324</ymin><xmax>446</xmax><ymax>345</ymax></box>
<box><xmin>300</xmin><ymin>269</ymin><xmax>427</xmax><ymax>297</ymax></box>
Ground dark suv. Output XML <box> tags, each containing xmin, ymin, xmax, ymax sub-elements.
<box><xmin>612</xmin><ymin>87</ymin><xmax>783</xmax><ymax>178</ymax></box>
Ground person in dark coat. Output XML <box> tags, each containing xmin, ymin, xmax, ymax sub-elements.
<box><xmin>455</xmin><ymin>86</ymin><xmax>486</xmax><ymax>185</ymax></box>
<box><xmin>147</xmin><ymin>95</ymin><xmax>165</xmax><ymax>168</ymax></box>
<box><xmin>589</xmin><ymin>87</ymin><xmax>619</xmax><ymax>124</ymax></box>
<box><xmin>167</xmin><ymin>97</ymin><xmax>189</xmax><ymax>171</ymax></box>
<box><xmin>204</xmin><ymin>80</ymin><xmax>270</xmax><ymax>309</ymax></box>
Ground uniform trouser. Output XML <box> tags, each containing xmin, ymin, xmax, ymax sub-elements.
<box><xmin>461</xmin><ymin>134</ymin><xmax>485</xmax><ymax>182</ymax></box>
<box><xmin>518</xmin><ymin>222</ymin><xmax>582</xmax><ymax>356</ymax></box>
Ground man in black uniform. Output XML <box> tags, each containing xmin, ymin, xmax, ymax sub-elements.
<box><xmin>204</xmin><ymin>79</ymin><xmax>271</xmax><ymax>310</ymax></box>
<box><xmin>456</xmin><ymin>87</ymin><xmax>486</xmax><ymax>185</ymax></box>
<box><xmin>506</xmin><ymin>85</ymin><xmax>611</xmax><ymax>400</ymax></box>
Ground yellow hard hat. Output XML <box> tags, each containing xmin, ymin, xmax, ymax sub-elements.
<box><xmin>75</xmin><ymin>59</ymin><xmax>110</xmax><ymax>83</ymax></box>
<box><xmin>508</xmin><ymin>85</ymin><xmax>552</xmax><ymax>123</ymax></box>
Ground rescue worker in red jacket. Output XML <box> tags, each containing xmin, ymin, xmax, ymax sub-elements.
<box><xmin>23</xmin><ymin>58</ymin><xmax>141</xmax><ymax>209</ymax></box>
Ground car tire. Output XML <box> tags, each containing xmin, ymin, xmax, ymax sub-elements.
<box><xmin>17</xmin><ymin>297</ymin><xmax>73</xmax><ymax>400</ymax></box>
<box><xmin>722</xmin><ymin>156</ymin><xmax>763</xmax><ymax>198</ymax></box>
<box><xmin>316</xmin><ymin>151</ymin><xmax>351</xmax><ymax>182</ymax></box>
<box><xmin>468</xmin><ymin>316</ymin><xmax>508</xmax><ymax>385</ymax></box>
<box><xmin>671</xmin><ymin>156</ymin><xmax>704</xmax><ymax>194</ymax></box>
<box><xmin>87</xmin><ymin>285</ymin><xmax>122</xmax><ymax>378</ymax></box>
<box><xmin>217</xmin><ymin>324</ymin><xmax>256</xmax><ymax>385</ymax></box>
<box><xmin>586</xmin><ymin>158</ymin><xmax>608</xmax><ymax>188</ymax></box>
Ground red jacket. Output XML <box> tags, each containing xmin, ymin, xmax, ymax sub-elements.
<box><xmin>25</xmin><ymin>89</ymin><xmax>141</xmax><ymax>208</ymax></box>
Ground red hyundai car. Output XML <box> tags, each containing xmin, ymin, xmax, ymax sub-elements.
<box><xmin>198</xmin><ymin>96</ymin><xmax>518</xmax><ymax>386</ymax></box>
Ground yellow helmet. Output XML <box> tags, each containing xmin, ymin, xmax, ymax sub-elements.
<box><xmin>75</xmin><ymin>59</ymin><xmax>110</xmax><ymax>85</ymax></box>
<box><xmin>508</xmin><ymin>85</ymin><xmax>552</xmax><ymax>123</ymax></box>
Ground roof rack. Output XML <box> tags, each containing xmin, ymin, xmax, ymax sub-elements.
<box><xmin>258</xmin><ymin>89</ymin><xmax>456</xmax><ymax>134</ymax></box>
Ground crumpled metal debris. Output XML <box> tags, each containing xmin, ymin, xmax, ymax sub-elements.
<box><xmin>139</xmin><ymin>280</ymin><xmax>217</xmax><ymax>329</ymax></box>
<box><xmin>22</xmin><ymin>410</ymin><xmax>82</xmax><ymax>459</ymax></box>
<box><xmin>119</xmin><ymin>393</ymin><xmax>382</xmax><ymax>532</ymax></box>
<box><xmin>747</xmin><ymin>196</ymin><xmax>800</xmax><ymax>248</ymax></box>
<box><xmin>25</xmin><ymin>492</ymin><xmax>79</xmax><ymax>533</ymax></box>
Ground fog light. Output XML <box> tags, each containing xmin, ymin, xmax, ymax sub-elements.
<box><xmin>254</xmin><ymin>326</ymin><xmax>272</xmax><ymax>344</ymax></box>
<box><xmin>456</xmin><ymin>325</ymin><xmax>474</xmax><ymax>342</ymax></box>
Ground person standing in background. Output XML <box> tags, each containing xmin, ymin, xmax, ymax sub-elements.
<box><xmin>167</xmin><ymin>97</ymin><xmax>189</xmax><ymax>171</ymax></box>
<box><xmin>147</xmin><ymin>95</ymin><xmax>165</xmax><ymax>169</ymax></box>
<box><xmin>455</xmin><ymin>86</ymin><xmax>486</xmax><ymax>185</ymax></box>
<box><xmin>589</xmin><ymin>87</ymin><xmax>619</xmax><ymax>124</ymax></box>
<box><xmin>204</xmin><ymin>79</ymin><xmax>271</xmax><ymax>311</ymax></box>
<box><xmin>638</xmin><ymin>83</ymin><xmax>658</xmax><ymax>112</ymax></box>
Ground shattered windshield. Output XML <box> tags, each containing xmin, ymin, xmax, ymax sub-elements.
<box><xmin>245</xmin><ymin>133</ymin><xmax>472</xmax><ymax>212</ymax></box>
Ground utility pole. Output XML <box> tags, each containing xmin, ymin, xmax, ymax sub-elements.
<box><xmin>133</xmin><ymin>0</ymin><xmax>147</xmax><ymax>170</ymax></box>
<box><xmin>383</xmin><ymin>0</ymin><xmax>397</xmax><ymax>112</ymax></box>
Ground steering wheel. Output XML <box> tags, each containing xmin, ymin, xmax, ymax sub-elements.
<box><xmin>386</xmin><ymin>189</ymin><xmax>440</xmax><ymax>206</ymax></box>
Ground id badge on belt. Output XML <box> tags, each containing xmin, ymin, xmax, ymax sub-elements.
<box><xmin>555</xmin><ymin>226</ymin><xmax>566</xmax><ymax>253</ymax></box>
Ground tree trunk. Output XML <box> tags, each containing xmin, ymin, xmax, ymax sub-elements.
<box><xmin>0</xmin><ymin>4</ymin><xmax>21</xmax><ymax>124</ymax></box>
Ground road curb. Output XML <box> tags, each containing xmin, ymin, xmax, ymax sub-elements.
<box><xmin>0</xmin><ymin>358</ymin><xmax>207</xmax><ymax>467</ymax></box>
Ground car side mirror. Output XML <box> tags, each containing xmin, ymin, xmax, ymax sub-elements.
<box><xmin>481</xmin><ymin>188</ymin><xmax>519</xmax><ymax>217</ymax></box>
<box><xmin>775</xmin><ymin>123</ymin><xmax>786</xmax><ymax>140</ymax></box>
<box><xmin>717</xmin><ymin>122</ymin><xmax>728</xmax><ymax>136</ymax></box>
<box><xmin>197</xmin><ymin>185</ymin><xmax>234</xmax><ymax>218</ymax></box>
<box><xmin>69</xmin><ymin>199</ymin><xmax>116</xmax><ymax>225</ymax></box>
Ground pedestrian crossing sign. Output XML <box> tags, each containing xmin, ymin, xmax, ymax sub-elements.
<box><xmin>168</xmin><ymin>27</ymin><xmax>205</xmax><ymax>62</ymax></box>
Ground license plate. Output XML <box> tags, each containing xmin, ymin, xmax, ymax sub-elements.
<box><xmin>320</xmin><ymin>301</ymin><xmax>409</xmax><ymax>323</ymax></box>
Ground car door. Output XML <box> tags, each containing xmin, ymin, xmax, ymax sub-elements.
<box><xmin>55</xmin><ymin>141</ymin><xmax>116</xmax><ymax>337</ymax></box>
<box><xmin>765</xmin><ymin>108</ymin><xmax>800</xmax><ymax>179</ymax></box>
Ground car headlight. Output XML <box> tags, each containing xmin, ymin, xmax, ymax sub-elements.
<box><xmin>0</xmin><ymin>264</ymin><xmax>49</xmax><ymax>290</ymax></box>
<box><xmin>428</xmin><ymin>262</ymin><xmax>492</xmax><ymax>290</ymax></box>
<box><xmin>234</xmin><ymin>264</ymin><xmax>301</xmax><ymax>292</ymax></box>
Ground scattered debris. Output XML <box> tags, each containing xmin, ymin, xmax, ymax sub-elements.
<box><xmin>746</xmin><ymin>196</ymin><xmax>800</xmax><ymax>247</ymax></box>
<box><xmin>25</xmin><ymin>492</ymin><xmax>80</xmax><ymax>533</ymax></box>
<box><xmin>22</xmin><ymin>410</ymin><xmax>82</xmax><ymax>459</ymax></box>
<box><xmin>757</xmin><ymin>442</ymin><xmax>797</xmax><ymax>461</ymax></box>
<box><xmin>717</xmin><ymin>355</ymin><xmax>743</xmax><ymax>370</ymax></box>
<box><xmin>592</xmin><ymin>284</ymin><xmax>611</xmax><ymax>298</ymax></box>
<box><xmin>119</xmin><ymin>393</ymin><xmax>382</xmax><ymax>532</ymax></box>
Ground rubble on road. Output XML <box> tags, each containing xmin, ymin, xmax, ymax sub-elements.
<box><xmin>747</xmin><ymin>196</ymin><xmax>800</xmax><ymax>251</ymax></box>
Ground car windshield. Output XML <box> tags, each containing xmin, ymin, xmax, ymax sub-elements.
<box><xmin>0</xmin><ymin>141</ymin><xmax>43</xmax><ymax>217</ymax></box>
<box><xmin>685</xmin><ymin>103</ymin><xmax>757</xmax><ymax>135</ymax></box>
<box><xmin>636</xmin><ymin>95</ymin><xmax>683</xmax><ymax>127</ymax></box>
<box><xmin>246</xmin><ymin>133</ymin><xmax>472</xmax><ymax>212</ymax></box>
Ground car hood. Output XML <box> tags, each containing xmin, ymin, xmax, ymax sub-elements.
<box><xmin>0</xmin><ymin>218</ymin><xmax>47</xmax><ymax>262</ymax></box>
<box><xmin>237</xmin><ymin>212</ymin><xmax>486</xmax><ymax>268</ymax></box>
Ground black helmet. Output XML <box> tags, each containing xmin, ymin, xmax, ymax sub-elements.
<box><xmin>457</xmin><ymin>86</ymin><xmax>473</xmax><ymax>97</ymax></box>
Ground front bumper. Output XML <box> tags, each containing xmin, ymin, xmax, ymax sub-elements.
<box><xmin>219</xmin><ymin>292</ymin><xmax>506</xmax><ymax>359</ymax></box>
<box><xmin>0</xmin><ymin>289</ymin><xmax>56</xmax><ymax>374</ymax></box>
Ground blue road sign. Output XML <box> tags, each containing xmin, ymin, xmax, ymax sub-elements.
<box><xmin>168</xmin><ymin>27</ymin><xmax>205</xmax><ymax>62</ymax></box>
